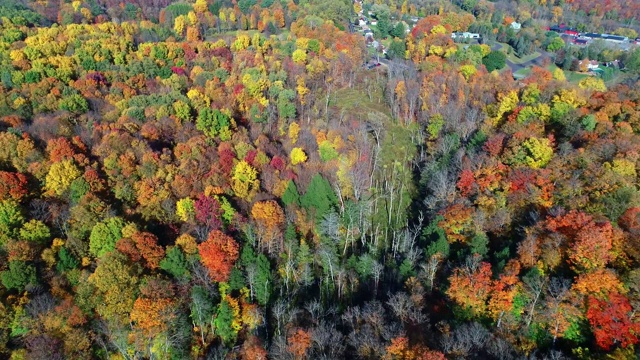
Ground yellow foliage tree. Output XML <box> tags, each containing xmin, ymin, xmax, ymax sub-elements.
<box><xmin>292</xmin><ymin>49</ymin><xmax>307</xmax><ymax>64</ymax></box>
<box><xmin>494</xmin><ymin>90</ymin><xmax>519</xmax><ymax>123</ymax></box>
<box><xmin>232</xmin><ymin>160</ymin><xmax>259</xmax><ymax>200</ymax></box>
<box><xmin>288</xmin><ymin>122</ymin><xmax>300</xmax><ymax>144</ymax></box>
<box><xmin>290</xmin><ymin>147</ymin><xmax>307</xmax><ymax>165</ymax></box>
<box><xmin>296</xmin><ymin>77</ymin><xmax>309</xmax><ymax>105</ymax></box>
<box><xmin>174</xmin><ymin>16</ymin><xmax>186</xmax><ymax>37</ymax></box>
<box><xmin>578</xmin><ymin>77</ymin><xmax>607</xmax><ymax>92</ymax></box>
<box><xmin>187</xmin><ymin>11</ymin><xmax>198</xmax><ymax>26</ymax></box>
<box><xmin>194</xmin><ymin>0</ymin><xmax>208</xmax><ymax>14</ymax></box>
<box><xmin>459</xmin><ymin>65</ymin><xmax>477</xmax><ymax>80</ymax></box>
<box><xmin>232</xmin><ymin>34</ymin><xmax>250</xmax><ymax>51</ymax></box>
<box><xmin>45</xmin><ymin>159</ymin><xmax>81</xmax><ymax>196</ymax></box>
<box><xmin>295</xmin><ymin>38</ymin><xmax>309</xmax><ymax>50</ymax></box>
<box><xmin>176</xmin><ymin>198</ymin><xmax>195</xmax><ymax>222</ymax></box>
<box><xmin>553</xmin><ymin>68</ymin><xmax>566</xmax><ymax>81</ymax></box>
<box><xmin>521</xmin><ymin>137</ymin><xmax>554</xmax><ymax>169</ymax></box>
<box><xmin>176</xmin><ymin>233</ymin><xmax>198</xmax><ymax>255</ymax></box>
<box><xmin>609</xmin><ymin>158</ymin><xmax>636</xmax><ymax>177</ymax></box>
<box><xmin>553</xmin><ymin>89</ymin><xmax>586</xmax><ymax>108</ymax></box>
<box><xmin>431</xmin><ymin>24</ymin><xmax>447</xmax><ymax>35</ymax></box>
<box><xmin>187</xmin><ymin>88</ymin><xmax>210</xmax><ymax>109</ymax></box>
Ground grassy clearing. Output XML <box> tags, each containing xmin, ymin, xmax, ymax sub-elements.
<box><xmin>204</xmin><ymin>29</ymin><xmax>290</xmax><ymax>42</ymax></box>
<box><xmin>334</xmin><ymin>85</ymin><xmax>391</xmax><ymax>121</ymax></box>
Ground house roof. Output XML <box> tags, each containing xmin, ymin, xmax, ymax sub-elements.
<box><xmin>604</xmin><ymin>35</ymin><xmax>626</xmax><ymax>41</ymax></box>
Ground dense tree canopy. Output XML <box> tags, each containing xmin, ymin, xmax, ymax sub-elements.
<box><xmin>0</xmin><ymin>0</ymin><xmax>639</xmax><ymax>358</ymax></box>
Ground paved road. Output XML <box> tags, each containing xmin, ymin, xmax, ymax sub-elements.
<box><xmin>490</xmin><ymin>43</ymin><xmax>552</xmax><ymax>74</ymax></box>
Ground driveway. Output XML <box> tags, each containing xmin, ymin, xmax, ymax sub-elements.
<box><xmin>490</xmin><ymin>42</ymin><xmax>552</xmax><ymax>73</ymax></box>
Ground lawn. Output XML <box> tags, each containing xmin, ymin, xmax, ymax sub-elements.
<box><xmin>513</xmin><ymin>68</ymin><xmax>532</xmax><ymax>79</ymax></box>
<box><xmin>507</xmin><ymin>51</ymin><xmax>542</xmax><ymax>64</ymax></box>
<box><xmin>564</xmin><ymin>71</ymin><xmax>589</xmax><ymax>83</ymax></box>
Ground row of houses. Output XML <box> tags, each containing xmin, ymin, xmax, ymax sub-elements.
<box><xmin>549</xmin><ymin>24</ymin><xmax>637</xmax><ymax>45</ymax></box>
<box><xmin>581</xmin><ymin>33</ymin><xmax>629</xmax><ymax>44</ymax></box>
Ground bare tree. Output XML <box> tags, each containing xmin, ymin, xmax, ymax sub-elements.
<box><xmin>310</xmin><ymin>321</ymin><xmax>345</xmax><ymax>359</ymax></box>
<box><xmin>523</xmin><ymin>270</ymin><xmax>546</xmax><ymax>328</ymax></box>
<box><xmin>387</xmin><ymin>292</ymin><xmax>427</xmax><ymax>325</ymax></box>
<box><xmin>272</xmin><ymin>300</ymin><xmax>287</xmax><ymax>337</ymax></box>
<box><xmin>546</xmin><ymin>277</ymin><xmax>571</xmax><ymax>345</ymax></box>
<box><xmin>420</xmin><ymin>254</ymin><xmax>442</xmax><ymax>291</ymax></box>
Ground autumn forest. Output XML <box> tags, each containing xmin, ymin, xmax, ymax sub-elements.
<box><xmin>1</xmin><ymin>0</ymin><xmax>640</xmax><ymax>359</ymax></box>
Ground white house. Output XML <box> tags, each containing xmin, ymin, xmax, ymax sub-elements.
<box><xmin>579</xmin><ymin>59</ymin><xmax>599</xmax><ymax>71</ymax></box>
<box><xmin>451</xmin><ymin>32</ymin><xmax>480</xmax><ymax>39</ymax></box>
<box><xmin>511</xmin><ymin>22</ymin><xmax>521</xmax><ymax>30</ymax></box>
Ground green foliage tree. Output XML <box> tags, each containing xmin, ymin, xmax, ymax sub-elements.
<box><xmin>89</xmin><ymin>217</ymin><xmax>125</xmax><ymax>258</ymax></box>
<box><xmin>547</xmin><ymin>37</ymin><xmax>565</xmax><ymax>52</ymax></box>
<box><xmin>160</xmin><ymin>246</ymin><xmax>191</xmax><ymax>280</ymax></box>
<box><xmin>89</xmin><ymin>252</ymin><xmax>140</xmax><ymax>321</ymax></box>
<box><xmin>19</xmin><ymin>219</ymin><xmax>50</xmax><ymax>244</ymax></box>
<box><xmin>1</xmin><ymin>261</ymin><xmax>36</xmax><ymax>291</ymax></box>
<box><xmin>0</xmin><ymin>200</ymin><xmax>23</xmax><ymax>244</ymax></box>
<box><xmin>59</xmin><ymin>94</ymin><xmax>89</xmax><ymax>114</ymax></box>
<box><xmin>277</xmin><ymin>90</ymin><xmax>296</xmax><ymax>120</ymax></box>
<box><xmin>241</xmin><ymin>245</ymin><xmax>272</xmax><ymax>305</ymax></box>
<box><xmin>390</xmin><ymin>22</ymin><xmax>406</xmax><ymax>39</ymax></box>
<box><xmin>300</xmin><ymin>174</ymin><xmax>338</xmax><ymax>221</ymax></box>
<box><xmin>238</xmin><ymin>0</ymin><xmax>257</xmax><ymax>14</ymax></box>
<box><xmin>482</xmin><ymin>51</ymin><xmax>506</xmax><ymax>72</ymax></box>
<box><xmin>56</xmin><ymin>247</ymin><xmax>79</xmax><ymax>273</ymax></box>
<box><xmin>196</xmin><ymin>108</ymin><xmax>231</xmax><ymax>139</ymax></box>
<box><xmin>214</xmin><ymin>296</ymin><xmax>239</xmax><ymax>345</ymax></box>
<box><xmin>626</xmin><ymin>48</ymin><xmax>640</xmax><ymax>73</ymax></box>
<box><xmin>282</xmin><ymin>180</ymin><xmax>300</xmax><ymax>206</ymax></box>
<box><xmin>190</xmin><ymin>285</ymin><xmax>214</xmax><ymax>344</ymax></box>
<box><xmin>387</xmin><ymin>39</ymin><xmax>406</xmax><ymax>59</ymax></box>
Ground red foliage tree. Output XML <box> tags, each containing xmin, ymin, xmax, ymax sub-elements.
<box><xmin>270</xmin><ymin>156</ymin><xmax>286</xmax><ymax>171</ymax></box>
<box><xmin>587</xmin><ymin>292</ymin><xmax>640</xmax><ymax>350</ymax></box>
<box><xmin>456</xmin><ymin>169</ymin><xmax>476</xmax><ymax>197</ymax></box>
<box><xmin>195</xmin><ymin>195</ymin><xmax>223</xmax><ymax>230</ymax></box>
<box><xmin>218</xmin><ymin>142</ymin><xmax>236</xmax><ymax>175</ymax></box>
<box><xmin>0</xmin><ymin>172</ymin><xmax>29</xmax><ymax>201</ymax></box>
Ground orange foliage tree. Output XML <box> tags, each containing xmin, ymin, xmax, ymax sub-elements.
<box><xmin>198</xmin><ymin>230</ymin><xmax>240</xmax><ymax>282</ymax></box>
<box><xmin>287</xmin><ymin>328</ymin><xmax>311</xmax><ymax>359</ymax></box>
<box><xmin>116</xmin><ymin>231</ymin><xmax>165</xmax><ymax>270</ymax></box>
<box><xmin>251</xmin><ymin>200</ymin><xmax>285</xmax><ymax>254</ymax></box>
<box><xmin>446</xmin><ymin>256</ymin><xmax>493</xmax><ymax>317</ymax></box>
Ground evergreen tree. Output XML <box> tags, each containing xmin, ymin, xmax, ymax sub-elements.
<box><xmin>300</xmin><ymin>174</ymin><xmax>338</xmax><ymax>221</ymax></box>
<box><xmin>282</xmin><ymin>180</ymin><xmax>300</xmax><ymax>206</ymax></box>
